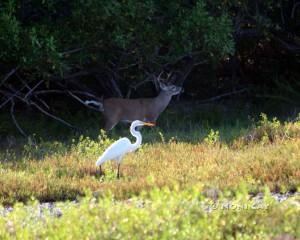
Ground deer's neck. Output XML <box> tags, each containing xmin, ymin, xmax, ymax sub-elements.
<box><xmin>154</xmin><ymin>91</ymin><xmax>173</xmax><ymax>112</ymax></box>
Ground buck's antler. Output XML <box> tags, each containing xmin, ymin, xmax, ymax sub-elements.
<box><xmin>157</xmin><ymin>70</ymin><xmax>183</xmax><ymax>94</ymax></box>
<box><xmin>157</xmin><ymin>70</ymin><xmax>174</xmax><ymax>91</ymax></box>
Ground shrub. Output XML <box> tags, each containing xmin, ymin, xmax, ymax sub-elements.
<box><xmin>237</xmin><ymin>114</ymin><xmax>300</xmax><ymax>145</ymax></box>
<box><xmin>204</xmin><ymin>129</ymin><xmax>220</xmax><ymax>145</ymax></box>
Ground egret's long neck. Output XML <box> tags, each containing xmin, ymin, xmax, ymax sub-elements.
<box><xmin>130</xmin><ymin>125</ymin><xmax>142</xmax><ymax>151</ymax></box>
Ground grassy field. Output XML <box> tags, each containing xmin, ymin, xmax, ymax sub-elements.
<box><xmin>0</xmin><ymin>104</ymin><xmax>300</xmax><ymax>238</ymax></box>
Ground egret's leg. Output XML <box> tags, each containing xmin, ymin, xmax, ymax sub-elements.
<box><xmin>117</xmin><ymin>163</ymin><xmax>121</xmax><ymax>179</ymax></box>
<box><xmin>99</xmin><ymin>165</ymin><xmax>103</xmax><ymax>175</ymax></box>
<box><xmin>116</xmin><ymin>156</ymin><xmax>122</xmax><ymax>179</ymax></box>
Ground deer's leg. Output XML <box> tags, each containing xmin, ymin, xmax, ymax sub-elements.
<box><xmin>102</xmin><ymin>112</ymin><xmax>117</xmax><ymax>131</ymax></box>
<box><xmin>104</xmin><ymin>120</ymin><xmax>117</xmax><ymax>131</ymax></box>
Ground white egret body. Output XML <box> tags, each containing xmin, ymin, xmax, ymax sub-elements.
<box><xmin>96</xmin><ymin>120</ymin><xmax>155</xmax><ymax>178</ymax></box>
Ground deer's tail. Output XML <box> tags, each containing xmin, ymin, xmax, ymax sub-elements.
<box><xmin>85</xmin><ymin>100</ymin><xmax>104</xmax><ymax>112</ymax></box>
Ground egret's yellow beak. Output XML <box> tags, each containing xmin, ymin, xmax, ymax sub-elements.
<box><xmin>143</xmin><ymin>122</ymin><xmax>156</xmax><ymax>126</ymax></box>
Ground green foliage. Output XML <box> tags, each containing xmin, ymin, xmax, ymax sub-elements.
<box><xmin>179</xmin><ymin>1</ymin><xmax>234</xmax><ymax>56</ymax></box>
<box><xmin>239</xmin><ymin>113</ymin><xmax>300</xmax><ymax>145</ymax></box>
<box><xmin>0</xmin><ymin>1</ymin><xmax>20</xmax><ymax>61</ymax></box>
<box><xmin>0</xmin><ymin>187</ymin><xmax>299</xmax><ymax>239</ymax></box>
<box><xmin>71</xmin><ymin>130</ymin><xmax>113</xmax><ymax>158</ymax></box>
<box><xmin>0</xmin><ymin>0</ymin><xmax>235</xmax><ymax>77</ymax></box>
<box><xmin>204</xmin><ymin>129</ymin><xmax>220</xmax><ymax>145</ymax></box>
<box><xmin>258</xmin><ymin>113</ymin><xmax>281</xmax><ymax>143</ymax></box>
<box><xmin>23</xmin><ymin>138</ymin><xmax>67</xmax><ymax>159</ymax></box>
<box><xmin>0</xmin><ymin>0</ymin><xmax>299</xmax><ymax>108</ymax></box>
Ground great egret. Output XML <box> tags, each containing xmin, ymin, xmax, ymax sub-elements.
<box><xmin>96</xmin><ymin>120</ymin><xmax>155</xmax><ymax>178</ymax></box>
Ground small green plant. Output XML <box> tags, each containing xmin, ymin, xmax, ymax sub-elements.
<box><xmin>71</xmin><ymin>130</ymin><xmax>114</xmax><ymax>159</ymax></box>
<box><xmin>204</xmin><ymin>129</ymin><xmax>220</xmax><ymax>145</ymax></box>
<box><xmin>259</xmin><ymin>113</ymin><xmax>281</xmax><ymax>142</ymax></box>
<box><xmin>23</xmin><ymin>136</ymin><xmax>66</xmax><ymax>159</ymax></box>
<box><xmin>158</xmin><ymin>131</ymin><xmax>165</xmax><ymax>144</ymax></box>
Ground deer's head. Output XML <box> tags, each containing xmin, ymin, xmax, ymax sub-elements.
<box><xmin>158</xmin><ymin>71</ymin><xmax>182</xmax><ymax>96</ymax></box>
<box><xmin>158</xmin><ymin>56</ymin><xmax>194</xmax><ymax>94</ymax></box>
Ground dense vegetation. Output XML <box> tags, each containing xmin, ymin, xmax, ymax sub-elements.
<box><xmin>1</xmin><ymin>0</ymin><xmax>300</xmax><ymax>136</ymax></box>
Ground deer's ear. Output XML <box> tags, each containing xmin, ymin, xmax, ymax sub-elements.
<box><xmin>170</xmin><ymin>85</ymin><xmax>176</xmax><ymax>91</ymax></box>
<box><xmin>173</xmin><ymin>86</ymin><xmax>182</xmax><ymax>94</ymax></box>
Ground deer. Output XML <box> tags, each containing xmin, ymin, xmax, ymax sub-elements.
<box><xmin>85</xmin><ymin>72</ymin><xmax>182</xmax><ymax>130</ymax></box>
<box><xmin>77</xmin><ymin>56</ymin><xmax>196</xmax><ymax>130</ymax></box>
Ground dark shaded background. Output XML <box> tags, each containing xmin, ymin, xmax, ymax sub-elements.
<box><xmin>1</xmin><ymin>0</ymin><xmax>300</xmax><ymax>135</ymax></box>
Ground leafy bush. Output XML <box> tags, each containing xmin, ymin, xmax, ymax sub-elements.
<box><xmin>23</xmin><ymin>138</ymin><xmax>67</xmax><ymax>159</ymax></box>
<box><xmin>204</xmin><ymin>129</ymin><xmax>220</xmax><ymax>145</ymax></box>
<box><xmin>71</xmin><ymin>130</ymin><xmax>113</xmax><ymax>158</ymax></box>
<box><xmin>238</xmin><ymin>114</ymin><xmax>300</xmax><ymax>145</ymax></box>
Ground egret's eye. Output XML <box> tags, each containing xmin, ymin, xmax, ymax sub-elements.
<box><xmin>135</xmin><ymin>124</ymin><xmax>143</xmax><ymax>130</ymax></box>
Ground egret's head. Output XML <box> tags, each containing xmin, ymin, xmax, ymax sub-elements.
<box><xmin>131</xmin><ymin>120</ymin><xmax>156</xmax><ymax>129</ymax></box>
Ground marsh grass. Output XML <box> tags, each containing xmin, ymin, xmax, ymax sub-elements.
<box><xmin>0</xmin><ymin>111</ymin><xmax>300</xmax><ymax>205</ymax></box>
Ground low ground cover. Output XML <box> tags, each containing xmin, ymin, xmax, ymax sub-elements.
<box><xmin>0</xmin><ymin>187</ymin><xmax>299</xmax><ymax>239</ymax></box>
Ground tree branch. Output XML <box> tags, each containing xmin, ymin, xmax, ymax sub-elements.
<box><xmin>291</xmin><ymin>2</ymin><xmax>300</xmax><ymax>18</ymax></box>
<box><xmin>273</xmin><ymin>35</ymin><xmax>300</xmax><ymax>53</ymax></box>
<box><xmin>10</xmin><ymin>100</ymin><xmax>27</xmax><ymax>137</ymax></box>
<box><xmin>34</xmin><ymin>89</ymin><xmax>103</xmax><ymax>102</ymax></box>
<box><xmin>30</xmin><ymin>101</ymin><xmax>75</xmax><ymax>129</ymax></box>
<box><xmin>126</xmin><ymin>77</ymin><xmax>154</xmax><ymax>98</ymax></box>
<box><xmin>0</xmin><ymin>85</ymin><xmax>27</xmax><ymax>110</ymax></box>
<box><xmin>24</xmin><ymin>80</ymin><xmax>44</xmax><ymax>100</ymax></box>
<box><xmin>0</xmin><ymin>66</ymin><xmax>19</xmax><ymax>87</ymax></box>
<box><xmin>61</xmin><ymin>47</ymin><xmax>85</xmax><ymax>55</ymax></box>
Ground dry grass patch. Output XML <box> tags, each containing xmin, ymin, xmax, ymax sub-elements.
<box><xmin>1</xmin><ymin>135</ymin><xmax>300</xmax><ymax>205</ymax></box>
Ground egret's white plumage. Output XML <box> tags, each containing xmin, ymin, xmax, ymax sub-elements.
<box><xmin>96</xmin><ymin>137</ymin><xmax>133</xmax><ymax>166</ymax></box>
<box><xmin>96</xmin><ymin>120</ymin><xmax>155</xmax><ymax>178</ymax></box>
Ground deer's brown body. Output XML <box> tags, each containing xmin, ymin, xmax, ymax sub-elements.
<box><xmin>103</xmin><ymin>91</ymin><xmax>175</xmax><ymax>130</ymax></box>
<box><xmin>78</xmin><ymin>57</ymin><xmax>194</xmax><ymax>130</ymax></box>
